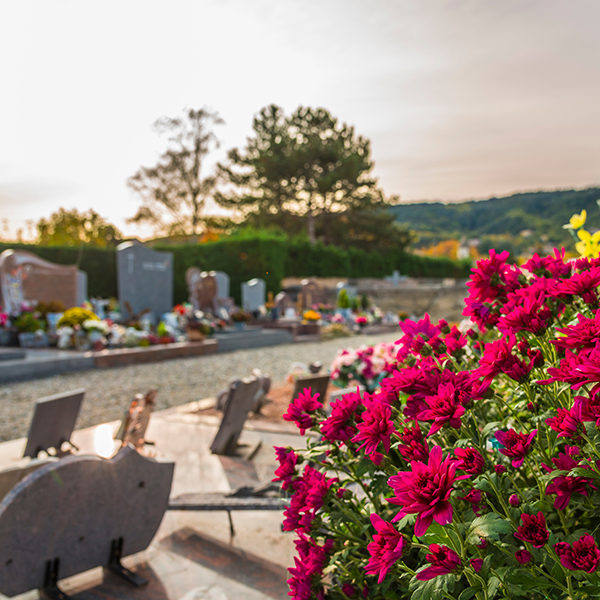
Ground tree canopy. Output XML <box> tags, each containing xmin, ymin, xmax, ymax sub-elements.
<box><xmin>128</xmin><ymin>107</ymin><xmax>225</xmax><ymax>237</ymax></box>
<box><xmin>36</xmin><ymin>208</ymin><xmax>122</xmax><ymax>247</ymax></box>
<box><xmin>216</xmin><ymin>105</ymin><xmax>398</xmax><ymax>245</ymax></box>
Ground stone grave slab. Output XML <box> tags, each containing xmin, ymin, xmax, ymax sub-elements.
<box><xmin>214</xmin><ymin>270</ymin><xmax>230</xmax><ymax>299</ymax></box>
<box><xmin>23</xmin><ymin>389</ymin><xmax>85</xmax><ymax>458</ymax></box>
<box><xmin>292</xmin><ymin>374</ymin><xmax>330</xmax><ymax>404</ymax></box>
<box><xmin>210</xmin><ymin>378</ymin><xmax>261</xmax><ymax>455</ymax></box>
<box><xmin>0</xmin><ymin>446</ymin><xmax>174</xmax><ymax>598</ymax></box>
<box><xmin>241</xmin><ymin>278</ymin><xmax>266</xmax><ymax>312</ymax></box>
<box><xmin>185</xmin><ymin>268</ymin><xmax>218</xmax><ymax>312</ymax></box>
<box><xmin>0</xmin><ymin>249</ymin><xmax>81</xmax><ymax>315</ymax></box>
<box><xmin>117</xmin><ymin>242</ymin><xmax>173</xmax><ymax>321</ymax></box>
<box><xmin>300</xmin><ymin>278</ymin><xmax>328</xmax><ymax>310</ymax></box>
<box><xmin>0</xmin><ymin>458</ymin><xmax>54</xmax><ymax>502</ymax></box>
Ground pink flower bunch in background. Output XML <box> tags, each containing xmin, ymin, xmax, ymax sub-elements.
<box><xmin>276</xmin><ymin>248</ymin><xmax>600</xmax><ymax>600</ymax></box>
<box><xmin>329</xmin><ymin>342</ymin><xmax>398</xmax><ymax>392</ymax></box>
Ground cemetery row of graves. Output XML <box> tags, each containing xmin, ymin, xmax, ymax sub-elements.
<box><xmin>0</xmin><ymin>242</ymin><xmax>404</xmax><ymax>357</ymax></box>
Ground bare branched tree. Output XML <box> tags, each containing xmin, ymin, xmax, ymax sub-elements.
<box><xmin>127</xmin><ymin>107</ymin><xmax>224</xmax><ymax>237</ymax></box>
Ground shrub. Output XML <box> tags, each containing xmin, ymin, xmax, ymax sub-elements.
<box><xmin>276</xmin><ymin>248</ymin><xmax>600</xmax><ymax>599</ymax></box>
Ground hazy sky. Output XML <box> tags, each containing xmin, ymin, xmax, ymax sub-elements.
<box><xmin>1</xmin><ymin>0</ymin><xmax>599</xmax><ymax>239</ymax></box>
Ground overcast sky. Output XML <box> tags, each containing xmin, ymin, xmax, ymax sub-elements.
<box><xmin>1</xmin><ymin>0</ymin><xmax>599</xmax><ymax>239</ymax></box>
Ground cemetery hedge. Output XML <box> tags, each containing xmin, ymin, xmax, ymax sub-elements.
<box><xmin>0</xmin><ymin>238</ymin><xmax>470</xmax><ymax>304</ymax></box>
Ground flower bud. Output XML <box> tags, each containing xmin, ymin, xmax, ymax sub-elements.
<box><xmin>515</xmin><ymin>549</ymin><xmax>533</xmax><ymax>566</ymax></box>
<box><xmin>436</xmin><ymin>342</ymin><xmax>447</xmax><ymax>354</ymax></box>
<box><xmin>470</xmin><ymin>558</ymin><xmax>483</xmax><ymax>572</ymax></box>
<box><xmin>467</xmin><ymin>328</ymin><xmax>478</xmax><ymax>340</ymax></box>
<box><xmin>404</xmin><ymin>354</ymin><xmax>417</xmax><ymax>367</ymax></box>
<box><xmin>509</xmin><ymin>494</ymin><xmax>520</xmax><ymax>507</ymax></box>
<box><xmin>495</xmin><ymin>464</ymin><xmax>507</xmax><ymax>475</ymax></box>
<box><xmin>477</xmin><ymin>539</ymin><xmax>488</xmax><ymax>550</ymax></box>
<box><xmin>420</xmin><ymin>343</ymin><xmax>433</xmax><ymax>357</ymax></box>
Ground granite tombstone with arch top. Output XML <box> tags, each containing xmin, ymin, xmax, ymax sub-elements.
<box><xmin>116</xmin><ymin>242</ymin><xmax>173</xmax><ymax>322</ymax></box>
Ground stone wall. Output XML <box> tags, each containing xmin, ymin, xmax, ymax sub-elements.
<box><xmin>281</xmin><ymin>277</ymin><xmax>469</xmax><ymax>323</ymax></box>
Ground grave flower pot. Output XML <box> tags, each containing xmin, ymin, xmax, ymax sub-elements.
<box><xmin>186</xmin><ymin>328</ymin><xmax>205</xmax><ymax>342</ymax></box>
<box><xmin>0</xmin><ymin>328</ymin><xmax>18</xmax><ymax>346</ymax></box>
<box><xmin>18</xmin><ymin>331</ymin><xmax>49</xmax><ymax>348</ymax></box>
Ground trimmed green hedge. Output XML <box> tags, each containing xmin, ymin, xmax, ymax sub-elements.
<box><xmin>0</xmin><ymin>237</ymin><xmax>471</xmax><ymax>304</ymax></box>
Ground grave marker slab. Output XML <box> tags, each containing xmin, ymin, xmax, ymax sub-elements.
<box><xmin>300</xmin><ymin>279</ymin><xmax>328</xmax><ymax>310</ymax></box>
<box><xmin>0</xmin><ymin>250</ymin><xmax>82</xmax><ymax>315</ymax></box>
<box><xmin>211</xmin><ymin>378</ymin><xmax>261</xmax><ymax>455</ymax></box>
<box><xmin>23</xmin><ymin>389</ymin><xmax>85</xmax><ymax>458</ymax></box>
<box><xmin>241</xmin><ymin>278</ymin><xmax>266</xmax><ymax>312</ymax></box>
<box><xmin>292</xmin><ymin>374</ymin><xmax>330</xmax><ymax>404</ymax></box>
<box><xmin>117</xmin><ymin>243</ymin><xmax>173</xmax><ymax>321</ymax></box>
<box><xmin>0</xmin><ymin>446</ymin><xmax>174</xmax><ymax>598</ymax></box>
<box><xmin>214</xmin><ymin>271</ymin><xmax>230</xmax><ymax>299</ymax></box>
<box><xmin>186</xmin><ymin>268</ymin><xmax>218</xmax><ymax>312</ymax></box>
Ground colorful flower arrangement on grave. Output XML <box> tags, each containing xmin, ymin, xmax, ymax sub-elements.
<box><xmin>329</xmin><ymin>342</ymin><xmax>398</xmax><ymax>393</ymax></box>
<box><xmin>277</xmin><ymin>247</ymin><xmax>600</xmax><ymax>600</ymax></box>
<box><xmin>304</xmin><ymin>310</ymin><xmax>322</xmax><ymax>322</ymax></box>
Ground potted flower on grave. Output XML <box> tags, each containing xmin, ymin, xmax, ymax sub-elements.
<box><xmin>15</xmin><ymin>310</ymin><xmax>48</xmax><ymax>348</ymax></box>
<box><xmin>156</xmin><ymin>321</ymin><xmax>175</xmax><ymax>344</ymax></box>
<box><xmin>355</xmin><ymin>314</ymin><xmax>369</xmax><ymax>329</ymax></box>
<box><xmin>57</xmin><ymin>307</ymin><xmax>99</xmax><ymax>350</ymax></box>
<box><xmin>230</xmin><ymin>309</ymin><xmax>251</xmax><ymax>330</ymax></box>
<box><xmin>83</xmin><ymin>319</ymin><xmax>110</xmax><ymax>350</ymax></box>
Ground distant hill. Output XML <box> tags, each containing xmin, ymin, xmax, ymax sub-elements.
<box><xmin>389</xmin><ymin>187</ymin><xmax>600</xmax><ymax>255</ymax></box>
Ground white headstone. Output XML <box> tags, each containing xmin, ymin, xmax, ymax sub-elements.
<box><xmin>214</xmin><ymin>271</ymin><xmax>230</xmax><ymax>299</ymax></box>
<box><xmin>241</xmin><ymin>278</ymin><xmax>266</xmax><ymax>312</ymax></box>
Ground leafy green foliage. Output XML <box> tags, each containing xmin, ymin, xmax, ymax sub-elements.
<box><xmin>390</xmin><ymin>187</ymin><xmax>600</xmax><ymax>252</ymax></box>
<box><xmin>37</xmin><ymin>208</ymin><xmax>122</xmax><ymax>248</ymax></box>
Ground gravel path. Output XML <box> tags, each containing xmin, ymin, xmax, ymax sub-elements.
<box><xmin>0</xmin><ymin>332</ymin><xmax>399</xmax><ymax>443</ymax></box>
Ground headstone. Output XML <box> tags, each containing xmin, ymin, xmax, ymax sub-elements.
<box><xmin>336</xmin><ymin>281</ymin><xmax>357</xmax><ymax>298</ymax></box>
<box><xmin>300</xmin><ymin>279</ymin><xmax>328</xmax><ymax>310</ymax></box>
<box><xmin>214</xmin><ymin>271</ymin><xmax>230</xmax><ymax>299</ymax></box>
<box><xmin>23</xmin><ymin>389</ymin><xmax>85</xmax><ymax>458</ymax></box>
<box><xmin>0</xmin><ymin>446</ymin><xmax>174</xmax><ymax>598</ymax></box>
<box><xmin>0</xmin><ymin>250</ymin><xmax>80</xmax><ymax>315</ymax></box>
<box><xmin>77</xmin><ymin>270</ymin><xmax>88</xmax><ymax>305</ymax></box>
<box><xmin>116</xmin><ymin>389</ymin><xmax>157</xmax><ymax>451</ymax></box>
<box><xmin>241</xmin><ymin>278</ymin><xmax>266</xmax><ymax>312</ymax></box>
<box><xmin>384</xmin><ymin>270</ymin><xmax>406</xmax><ymax>287</ymax></box>
<box><xmin>211</xmin><ymin>377</ymin><xmax>261</xmax><ymax>455</ymax></box>
<box><xmin>0</xmin><ymin>459</ymin><xmax>54</xmax><ymax>503</ymax></box>
<box><xmin>291</xmin><ymin>374</ymin><xmax>329</xmax><ymax>405</ymax></box>
<box><xmin>116</xmin><ymin>242</ymin><xmax>173</xmax><ymax>322</ymax></box>
<box><xmin>275</xmin><ymin>291</ymin><xmax>295</xmax><ymax>315</ymax></box>
<box><xmin>186</xmin><ymin>268</ymin><xmax>219</xmax><ymax>312</ymax></box>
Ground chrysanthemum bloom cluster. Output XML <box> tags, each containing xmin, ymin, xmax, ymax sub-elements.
<box><xmin>277</xmin><ymin>247</ymin><xmax>600</xmax><ymax>600</ymax></box>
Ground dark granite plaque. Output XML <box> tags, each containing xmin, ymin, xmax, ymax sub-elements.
<box><xmin>23</xmin><ymin>389</ymin><xmax>85</xmax><ymax>458</ymax></box>
<box><xmin>117</xmin><ymin>242</ymin><xmax>173</xmax><ymax>321</ymax></box>
<box><xmin>0</xmin><ymin>447</ymin><xmax>174</xmax><ymax>597</ymax></box>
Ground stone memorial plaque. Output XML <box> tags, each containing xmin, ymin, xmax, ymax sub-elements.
<box><xmin>117</xmin><ymin>242</ymin><xmax>173</xmax><ymax>321</ymax></box>
<box><xmin>23</xmin><ymin>389</ymin><xmax>85</xmax><ymax>458</ymax></box>
<box><xmin>241</xmin><ymin>278</ymin><xmax>266</xmax><ymax>312</ymax></box>
<box><xmin>210</xmin><ymin>378</ymin><xmax>261</xmax><ymax>455</ymax></box>
<box><xmin>0</xmin><ymin>446</ymin><xmax>174</xmax><ymax>597</ymax></box>
<box><xmin>214</xmin><ymin>271</ymin><xmax>230</xmax><ymax>299</ymax></box>
<box><xmin>186</xmin><ymin>268</ymin><xmax>219</xmax><ymax>312</ymax></box>
<box><xmin>0</xmin><ymin>250</ymin><xmax>81</xmax><ymax>315</ymax></box>
<box><xmin>300</xmin><ymin>279</ymin><xmax>328</xmax><ymax>310</ymax></box>
<box><xmin>77</xmin><ymin>270</ymin><xmax>88</xmax><ymax>305</ymax></box>
<box><xmin>292</xmin><ymin>374</ymin><xmax>330</xmax><ymax>404</ymax></box>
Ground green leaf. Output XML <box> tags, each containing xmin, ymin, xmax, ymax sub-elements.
<box><xmin>481</xmin><ymin>421</ymin><xmax>502</xmax><ymax>439</ymax></box>
<box><xmin>465</xmin><ymin>513</ymin><xmax>513</xmax><ymax>545</ymax></box>
<box><xmin>487</xmin><ymin>576</ymin><xmax>501</xmax><ymax>600</ymax></box>
<box><xmin>409</xmin><ymin>573</ymin><xmax>454</xmax><ymax>600</ymax></box>
<box><xmin>458</xmin><ymin>587</ymin><xmax>480</xmax><ymax>600</ymax></box>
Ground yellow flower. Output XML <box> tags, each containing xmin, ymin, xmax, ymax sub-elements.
<box><xmin>303</xmin><ymin>309</ymin><xmax>321</xmax><ymax>321</ymax></box>
<box><xmin>569</xmin><ymin>210</ymin><xmax>587</xmax><ymax>229</ymax></box>
<box><xmin>575</xmin><ymin>228</ymin><xmax>600</xmax><ymax>258</ymax></box>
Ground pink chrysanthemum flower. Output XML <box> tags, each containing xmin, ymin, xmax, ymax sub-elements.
<box><xmin>494</xmin><ymin>428</ymin><xmax>537</xmax><ymax>468</ymax></box>
<box><xmin>283</xmin><ymin>387</ymin><xmax>322</xmax><ymax>435</ymax></box>
<box><xmin>365</xmin><ymin>514</ymin><xmax>408</xmax><ymax>583</ymax></box>
<box><xmin>351</xmin><ymin>399</ymin><xmax>395</xmax><ymax>464</ymax></box>
<box><xmin>416</xmin><ymin>544</ymin><xmax>461</xmax><ymax>581</ymax></box>
<box><xmin>388</xmin><ymin>446</ymin><xmax>456</xmax><ymax>536</ymax></box>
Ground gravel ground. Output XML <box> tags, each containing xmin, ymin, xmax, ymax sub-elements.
<box><xmin>0</xmin><ymin>331</ymin><xmax>399</xmax><ymax>443</ymax></box>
